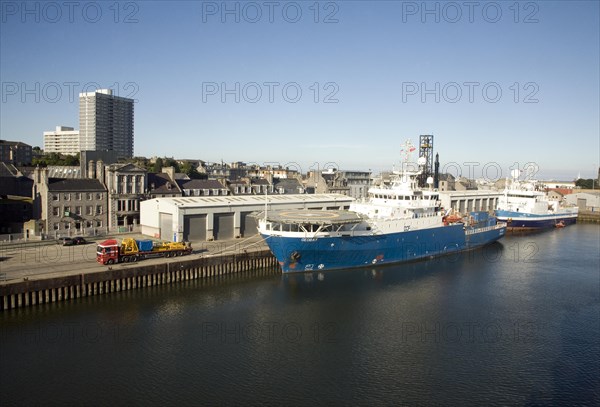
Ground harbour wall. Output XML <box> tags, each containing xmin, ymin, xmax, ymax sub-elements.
<box><xmin>0</xmin><ymin>250</ymin><xmax>279</xmax><ymax>311</ymax></box>
<box><xmin>578</xmin><ymin>210</ymin><xmax>600</xmax><ymax>223</ymax></box>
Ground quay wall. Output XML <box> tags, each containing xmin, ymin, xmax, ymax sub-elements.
<box><xmin>578</xmin><ymin>210</ymin><xmax>600</xmax><ymax>223</ymax></box>
<box><xmin>0</xmin><ymin>250</ymin><xmax>279</xmax><ymax>311</ymax></box>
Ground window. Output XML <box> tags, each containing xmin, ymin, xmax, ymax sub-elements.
<box><xmin>53</xmin><ymin>223</ymin><xmax>59</xmax><ymax>230</ymax></box>
<box><xmin>52</xmin><ymin>207</ymin><xmax>59</xmax><ymax>216</ymax></box>
<box><xmin>96</xmin><ymin>205</ymin><xmax>102</xmax><ymax>214</ymax></box>
<box><xmin>76</xmin><ymin>206</ymin><xmax>82</xmax><ymax>215</ymax></box>
<box><xmin>64</xmin><ymin>206</ymin><xmax>71</xmax><ymax>215</ymax></box>
<box><xmin>86</xmin><ymin>206</ymin><xmax>93</xmax><ymax>215</ymax></box>
<box><xmin>52</xmin><ymin>194</ymin><xmax>59</xmax><ymax>201</ymax></box>
<box><xmin>64</xmin><ymin>193</ymin><xmax>70</xmax><ymax>200</ymax></box>
<box><xmin>87</xmin><ymin>193</ymin><xmax>93</xmax><ymax>200</ymax></box>
<box><xmin>96</xmin><ymin>220</ymin><xmax>102</xmax><ymax>227</ymax></box>
<box><xmin>96</xmin><ymin>193</ymin><xmax>102</xmax><ymax>200</ymax></box>
<box><xmin>76</xmin><ymin>192</ymin><xmax>82</xmax><ymax>200</ymax></box>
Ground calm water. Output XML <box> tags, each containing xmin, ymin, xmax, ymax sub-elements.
<box><xmin>1</xmin><ymin>224</ymin><xmax>599</xmax><ymax>406</ymax></box>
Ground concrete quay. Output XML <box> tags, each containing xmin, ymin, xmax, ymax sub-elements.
<box><xmin>0</xmin><ymin>235</ymin><xmax>278</xmax><ymax>311</ymax></box>
<box><xmin>578</xmin><ymin>210</ymin><xmax>600</xmax><ymax>223</ymax></box>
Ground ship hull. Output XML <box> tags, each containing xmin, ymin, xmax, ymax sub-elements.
<box><xmin>494</xmin><ymin>210</ymin><xmax>578</xmax><ymax>230</ymax></box>
<box><xmin>263</xmin><ymin>223</ymin><xmax>505</xmax><ymax>273</ymax></box>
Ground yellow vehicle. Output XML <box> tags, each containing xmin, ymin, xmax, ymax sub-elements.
<box><xmin>97</xmin><ymin>238</ymin><xmax>193</xmax><ymax>264</ymax></box>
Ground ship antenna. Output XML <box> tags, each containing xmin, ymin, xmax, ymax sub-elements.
<box><xmin>400</xmin><ymin>139</ymin><xmax>414</xmax><ymax>182</ymax></box>
<box><xmin>264</xmin><ymin>188</ymin><xmax>268</xmax><ymax>222</ymax></box>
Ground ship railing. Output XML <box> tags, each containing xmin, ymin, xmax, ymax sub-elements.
<box><xmin>465</xmin><ymin>223</ymin><xmax>506</xmax><ymax>235</ymax></box>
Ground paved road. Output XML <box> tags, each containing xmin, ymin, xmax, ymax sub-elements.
<box><xmin>0</xmin><ymin>235</ymin><xmax>268</xmax><ymax>283</ymax></box>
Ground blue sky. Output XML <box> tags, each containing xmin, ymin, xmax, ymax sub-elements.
<box><xmin>1</xmin><ymin>0</ymin><xmax>598</xmax><ymax>180</ymax></box>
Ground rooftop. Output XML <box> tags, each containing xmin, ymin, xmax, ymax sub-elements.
<box><xmin>47</xmin><ymin>178</ymin><xmax>106</xmax><ymax>192</ymax></box>
<box><xmin>147</xmin><ymin>193</ymin><xmax>353</xmax><ymax>209</ymax></box>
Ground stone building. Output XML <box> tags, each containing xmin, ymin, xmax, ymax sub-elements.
<box><xmin>32</xmin><ymin>167</ymin><xmax>107</xmax><ymax>236</ymax></box>
<box><xmin>176</xmin><ymin>179</ymin><xmax>229</xmax><ymax>197</ymax></box>
<box><xmin>0</xmin><ymin>140</ymin><xmax>32</xmax><ymax>165</ymax></box>
<box><xmin>103</xmin><ymin>163</ymin><xmax>147</xmax><ymax>228</ymax></box>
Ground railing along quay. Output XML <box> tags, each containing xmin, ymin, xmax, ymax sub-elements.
<box><xmin>0</xmin><ymin>250</ymin><xmax>279</xmax><ymax>311</ymax></box>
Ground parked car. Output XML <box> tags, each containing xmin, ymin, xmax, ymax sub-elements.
<box><xmin>72</xmin><ymin>237</ymin><xmax>87</xmax><ymax>245</ymax></box>
<box><xmin>57</xmin><ymin>237</ymin><xmax>73</xmax><ymax>246</ymax></box>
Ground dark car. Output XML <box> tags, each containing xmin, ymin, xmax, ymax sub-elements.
<box><xmin>72</xmin><ymin>237</ymin><xmax>87</xmax><ymax>245</ymax></box>
<box><xmin>57</xmin><ymin>237</ymin><xmax>73</xmax><ymax>246</ymax></box>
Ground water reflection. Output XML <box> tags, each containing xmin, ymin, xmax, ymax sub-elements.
<box><xmin>1</xmin><ymin>226</ymin><xmax>598</xmax><ymax>406</ymax></box>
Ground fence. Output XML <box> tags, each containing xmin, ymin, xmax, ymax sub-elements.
<box><xmin>0</xmin><ymin>225</ymin><xmax>142</xmax><ymax>243</ymax></box>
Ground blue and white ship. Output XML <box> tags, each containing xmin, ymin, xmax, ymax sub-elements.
<box><xmin>494</xmin><ymin>172</ymin><xmax>578</xmax><ymax>230</ymax></box>
<box><xmin>257</xmin><ymin>142</ymin><xmax>506</xmax><ymax>273</ymax></box>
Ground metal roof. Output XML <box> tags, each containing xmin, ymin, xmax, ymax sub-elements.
<box><xmin>157</xmin><ymin>193</ymin><xmax>353</xmax><ymax>208</ymax></box>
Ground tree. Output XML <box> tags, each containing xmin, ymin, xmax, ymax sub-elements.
<box><xmin>153</xmin><ymin>157</ymin><xmax>163</xmax><ymax>173</ymax></box>
<box><xmin>180</xmin><ymin>162</ymin><xmax>205</xmax><ymax>179</ymax></box>
<box><xmin>575</xmin><ymin>178</ymin><xmax>595</xmax><ymax>189</ymax></box>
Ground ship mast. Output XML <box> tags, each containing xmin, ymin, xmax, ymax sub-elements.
<box><xmin>399</xmin><ymin>139</ymin><xmax>415</xmax><ymax>183</ymax></box>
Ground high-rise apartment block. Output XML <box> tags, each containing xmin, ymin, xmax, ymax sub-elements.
<box><xmin>79</xmin><ymin>89</ymin><xmax>134</xmax><ymax>159</ymax></box>
<box><xmin>43</xmin><ymin>126</ymin><xmax>80</xmax><ymax>155</ymax></box>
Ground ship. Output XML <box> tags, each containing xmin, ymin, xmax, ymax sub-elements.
<box><xmin>256</xmin><ymin>142</ymin><xmax>507</xmax><ymax>273</ymax></box>
<box><xmin>494</xmin><ymin>171</ymin><xmax>578</xmax><ymax>230</ymax></box>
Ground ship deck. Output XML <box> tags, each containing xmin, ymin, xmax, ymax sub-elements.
<box><xmin>263</xmin><ymin>210</ymin><xmax>365</xmax><ymax>225</ymax></box>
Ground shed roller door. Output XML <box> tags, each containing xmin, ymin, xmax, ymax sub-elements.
<box><xmin>184</xmin><ymin>215</ymin><xmax>207</xmax><ymax>241</ymax></box>
<box><xmin>214</xmin><ymin>214</ymin><xmax>234</xmax><ymax>240</ymax></box>
<box><xmin>160</xmin><ymin>213</ymin><xmax>173</xmax><ymax>241</ymax></box>
<box><xmin>241</xmin><ymin>212</ymin><xmax>258</xmax><ymax>237</ymax></box>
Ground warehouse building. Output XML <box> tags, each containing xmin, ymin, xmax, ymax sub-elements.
<box><xmin>140</xmin><ymin>194</ymin><xmax>353</xmax><ymax>242</ymax></box>
<box><xmin>438</xmin><ymin>190</ymin><xmax>502</xmax><ymax>214</ymax></box>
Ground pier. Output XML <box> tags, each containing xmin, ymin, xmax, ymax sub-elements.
<box><xmin>578</xmin><ymin>210</ymin><xmax>600</xmax><ymax>223</ymax></box>
<box><xmin>0</xmin><ymin>250</ymin><xmax>279</xmax><ymax>311</ymax></box>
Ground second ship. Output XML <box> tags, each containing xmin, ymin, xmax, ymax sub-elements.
<box><xmin>257</xmin><ymin>146</ymin><xmax>507</xmax><ymax>273</ymax></box>
<box><xmin>495</xmin><ymin>170</ymin><xmax>579</xmax><ymax>230</ymax></box>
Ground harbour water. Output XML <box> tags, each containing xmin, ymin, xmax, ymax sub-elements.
<box><xmin>1</xmin><ymin>224</ymin><xmax>599</xmax><ymax>405</ymax></box>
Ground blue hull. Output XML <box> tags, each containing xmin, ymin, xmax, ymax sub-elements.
<box><xmin>263</xmin><ymin>224</ymin><xmax>505</xmax><ymax>273</ymax></box>
<box><xmin>494</xmin><ymin>210</ymin><xmax>578</xmax><ymax>229</ymax></box>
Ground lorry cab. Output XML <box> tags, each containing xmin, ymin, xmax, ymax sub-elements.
<box><xmin>96</xmin><ymin>239</ymin><xmax>120</xmax><ymax>265</ymax></box>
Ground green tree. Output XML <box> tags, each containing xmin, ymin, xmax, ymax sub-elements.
<box><xmin>180</xmin><ymin>162</ymin><xmax>205</xmax><ymax>179</ymax></box>
<box><xmin>575</xmin><ymin>178</ymin><xmax>596</xmax><ymax>189</ymax></box>
<box><xmin>153</xmin><ymin>157</ymin><xmax>163</xmax><ymax>173</ymax></box>
<box><xmin>163</xmin><ymin>158</ymin><xmax>180</xmax><ymax>172</ymax></box>
<box><xmin>63</xmin><ymin>153</ymin><xmax>80</xmax><ymax>166</ymax></box>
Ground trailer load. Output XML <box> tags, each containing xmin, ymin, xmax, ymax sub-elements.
<box><xmin>96</xmin><ymin>238</ymin><xmax>192</xmax><ymax>265</ymax></box>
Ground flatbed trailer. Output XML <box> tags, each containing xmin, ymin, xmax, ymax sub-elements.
<box><xmin>96</xmin><ymin>238</ymin><xmax>192</xmax><ymax>265</ymax></box>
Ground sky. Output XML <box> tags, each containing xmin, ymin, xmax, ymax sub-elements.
<box><xmin>1</xmin><ymin>0</ymin><xmax>599</xmax><ymax>180</ymax></box>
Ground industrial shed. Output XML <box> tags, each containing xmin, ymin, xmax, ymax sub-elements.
<box><xmin>140</xmin><ymin>194</ymin><xmax>353</xmax><ymax>242</ymax></box>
